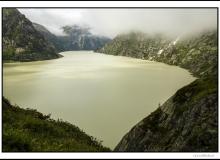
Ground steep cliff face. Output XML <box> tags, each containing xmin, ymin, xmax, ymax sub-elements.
<box><xmin>3</xmin><ymin>8</ymin><xmax>61</xmax><ymax>62</ymax></box>
<box><xmin>97</xmin><ymin>30</ymin><xmax>218</xmax><ymax>152</ymax></box>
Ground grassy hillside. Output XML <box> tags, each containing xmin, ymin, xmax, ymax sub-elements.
<box><xmin>2</xmin><ymin>97</ymin><xmax>111</xmax><ymax>152</ymax></box>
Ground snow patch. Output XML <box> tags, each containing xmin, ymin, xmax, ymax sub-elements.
<box><xmin>157</xmin><ymin>49</ymin><xmax>164</xmax><ymax>55</ymax></box>
<box><xmin>173</xmin><ymin>37</ymin><xmax>180</xmax><ymax>45</ymax></box>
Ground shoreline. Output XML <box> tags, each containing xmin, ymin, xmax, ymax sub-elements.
<box><xmin>3</xmin><ymin>53</ymin><xmax>64</xmax><ymax>64</ymax></box>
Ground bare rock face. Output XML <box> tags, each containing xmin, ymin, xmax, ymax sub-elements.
<box><xmin>115</xmin><ymin>77</ymin><xmax>217</xmax><ymax>152</ymax></box>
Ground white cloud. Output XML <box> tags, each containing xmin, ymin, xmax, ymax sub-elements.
<box><xmin>18</xmin><ymin>8</ymin><xmax>217</xmax><ymax>38</ymax></box>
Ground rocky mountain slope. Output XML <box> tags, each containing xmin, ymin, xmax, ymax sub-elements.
<box><xmin>97</xmin><ymin>30</ymin><xmax>218</xmax><ymax>152</ymax></box>
<box><xmin>96</xmin><ymin>32</ymin><xmax>171</xmax><ymax>60</ymax></box>
<box><xmin>154</xmin><ymin>30</ymin><xmax>217</xmax><ymax>77</ymax></box>
<box><xmin>3</xmin><ymin>97</ymin><xmax>110</xmax><ymax>152</ymax></box>
<box><xmin>97</xmin><ymin>30</ymin><xmax>217</xmax><ymax>77</ymax></box>
<box><xmin>3</xmin><ymin>8</ymin><xmax>61</xmax><ymax>62</ymax></box>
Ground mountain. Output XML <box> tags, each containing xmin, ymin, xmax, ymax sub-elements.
<box><xmin>33</xmin><ymin>23</ymin><xmax>64</xmax><ymax>52</ymax></box>
<box><xmin>97</xmin><ymin>30</ymin><xmax>218</xmax><ymax>152</ymax></box>
<box><xmin>33</xmin><ymin>24</ymin><xmax>111</xmax><ymax>51</ymax></box>
<box><xmin>2</xmin><ymin>8</ymin><xmax>110</xmax><ymax>62</ymax></box>
<box><xmin>3</xmin><ymin>8</ymin><xmax>62</xmax><ymax>62</ymax></box>
<box><xmin>96</xmin><ymin>32</ymin><xmax>171</xmax><ymax>59</ymax></box>
<box><xmin>3</xmin><ymin>97</ymin><xmax>111</xmax><ymax>152</ymax></box>
<box><xmin>97</xmin><ymin>30</ymin><xmax>217</xmax><ymax>77</ymax></box>
<box><xmin>153</xmin><ymin>30</ymin><xmax>217</xmax><ymax>77</ymax></box>
<box><xmin>59</xmin><ymin>25</ymin><xmax>111</xmax><ymax>50</ymax></box>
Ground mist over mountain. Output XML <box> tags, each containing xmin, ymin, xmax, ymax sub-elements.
<box><xmin>19</xmin><ymin>9</ymin><xmax>217</xmax><ymax>38</ymax></box>
<box><xmin>59</xmin><ymin>25</ymin><xmax>111</xmax><ymax>50</ymax></box>
<box><xmin>33</xmin><ymin>23</ymin><xmax>111</xmax><ymax>51</ymax></box>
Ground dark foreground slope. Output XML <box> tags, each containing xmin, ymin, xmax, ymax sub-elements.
<box><xmin>3</xmin><ymin>8</ymin><xmax>61</xmax><ymax>62</ymax></box>
<box><xmin>98</xmin><ymin>30</ymin><xmax>218</xmax><ymax>152</ymax></box>
<box><xmin>2</xmin><ymin>97</ymin><xmax>110</xmax><ymax>152</ymax></box>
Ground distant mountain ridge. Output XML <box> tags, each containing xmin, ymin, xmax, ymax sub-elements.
<box><xmin>33</xmin><ymin>23</ymin><xmax>111</xmax><ymax>51</ymax></box>
<box><xmin>60</xmin><ymin>25</ymin><xmax>111</xmax><ymax>50</ymax></box>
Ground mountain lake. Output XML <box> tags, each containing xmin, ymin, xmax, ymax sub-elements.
<box><xmin>3</xmin><ymin>51</ymin><xmax>196</xmax><ymax>149</ymax></box>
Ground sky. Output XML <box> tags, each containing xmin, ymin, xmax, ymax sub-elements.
<box><xmin>18</xmin><ymin>8</ymin><xmax>217</xmax><ymax>38</ymax></box>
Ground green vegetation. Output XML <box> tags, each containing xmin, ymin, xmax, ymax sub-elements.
<box><xmin>2</xmin><ymin>97</ymin><xmax>111</xmax><ymax>152</ymax></box>
<box><xmin>173</xmin><ymin>75</ymin><xmax>217</xmax><ymax>117</ymax></box>
<box><xmin>174</xmin><ymin>76</ymin><xmax>217</xmax><ymax>104</ymax></box>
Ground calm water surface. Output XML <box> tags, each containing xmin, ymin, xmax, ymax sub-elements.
<box><xmin>3</xmin><ymin>51</ymin><xmax>196</xmax><ymax>149</ymax></box>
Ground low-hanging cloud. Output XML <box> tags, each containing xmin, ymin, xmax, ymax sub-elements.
<box><xmin>18</xmin><ymin>8</ymin><xmax>217</xmax><ymax>38</ymax></box>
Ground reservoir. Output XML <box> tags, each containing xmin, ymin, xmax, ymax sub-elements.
<box><xmin>3</xmin><ymin>51</ymin><xmax>196</xmax><ymax>149</ymax></box>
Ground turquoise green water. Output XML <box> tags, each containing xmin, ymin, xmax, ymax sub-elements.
<box><xmin>3</xmin><ymin>51</ymin><xmax>196</xmax><ymax>149</ymax></box>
